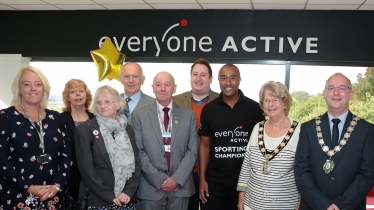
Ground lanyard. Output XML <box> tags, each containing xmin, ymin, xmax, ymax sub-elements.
<box><xmin>157</xmin><ymin>108</ymin><xmax>172</xmax><ymax>133</ymax></box>
<box><xmin>20</xmin><ymin>104</ymin><xmax>45</xmax><ymax>153</ymax></box>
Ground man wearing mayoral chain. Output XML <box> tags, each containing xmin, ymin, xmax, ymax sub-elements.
<box><xmin>294</xmin><ymin>73</ymin><xmax>374</xmax><ymax>210</ymax></box>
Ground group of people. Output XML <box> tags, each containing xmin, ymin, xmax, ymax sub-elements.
<box><xmin>0</xmin><ymin>59</ymin><xmax>373</xmax><ymax>210</ymax></box>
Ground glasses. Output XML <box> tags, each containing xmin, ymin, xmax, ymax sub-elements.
<box><xmin>122</xmin><ymin>74</ymin><xmax>140</xmax><ymax>81</ymax></box>
<box><xmin>263</xmin><ymin>98</ymin><xmax>282</xmax><ymax>104</ymax></box>
<box><xmin>325</xmin><ymin>85</ymin><xmax>351</xmax><ymax>92</ymax></box>
<box><xmin>95</xmin><ymin>100</ymin><xmax>114</xmax><ymax>107</ymax></box>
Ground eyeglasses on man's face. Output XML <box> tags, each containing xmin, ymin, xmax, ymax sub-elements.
<box><xmin>95</xmin><ymin>100</ymin><xmax>114</xmax><ymax>107</ymax></box>
<box><xmin>122</xmin><ymin>74</ymin><xmax>140</xmax><ymax>81</ymax></box>
<box><xmin>325</xmin><ymin>85</ymin><xmax>351</xmax><ymax>92</ymax></box>
<box><xmin>262</xmin><ymin>98</ymin><xmax>282</xmax><ymax>104</ymax></box>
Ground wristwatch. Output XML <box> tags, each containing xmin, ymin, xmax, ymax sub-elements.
<box><xmin>53</xmin><ymin>184</ymin><xmax>62</xmax><ymax>193</ymax></box>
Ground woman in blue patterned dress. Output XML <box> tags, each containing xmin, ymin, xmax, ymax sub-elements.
<box><xmin>0</xmin><ymin>66</ymin><xmax>72</xmax><ymax>210</ymax></box>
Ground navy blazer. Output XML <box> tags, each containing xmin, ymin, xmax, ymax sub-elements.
<box><xmin>295</xmin><ymin>111</ymin><xmax>374</xmax><ymax>210</ymax></box>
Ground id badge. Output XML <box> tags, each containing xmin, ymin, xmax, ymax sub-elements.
<box><xmin>164</xmin><ymin>145</ymin><xmax>171</xmax><ymax>152</ymax></box>
<box><xmin>37</xmin><ymin>153</ymin><xmax>52</xmax><ymax>165</ymax></box>
<box><xmin>162</xmin><ymin>132</ymin><xmax>171</xmax><ymax>138</ymax></box>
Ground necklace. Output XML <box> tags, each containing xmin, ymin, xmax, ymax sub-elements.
<box><xmin>315</xmin><ymin>115</ymin><xmax>359</xmax><ymax>174</ymax></box>
<box><xmin>258</xmin><ymin>119</ymin><xmax>299</xmax><ymax>175</ymax></box>
<box><xmin>19</xmin><ymin>104</ymin><xmax>45</xmax><ymax>153</ymax></box>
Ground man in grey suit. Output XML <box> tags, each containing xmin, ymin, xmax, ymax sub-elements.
<box><xmin>173</xmin><ymin>58</ymin><xmax>219</xmax><ymax>210</ymax></box>
<box><xmin>120</xmin><ymin>62</ymin><xmax>155</xmax><ymax>124</ymax></box>
<box><xmin>132</xmin><ymin>71</ymin><xmax>198</xmax><ymax>210</ymax></box>
<box><xmin>295</xmin><ymin>73</ymin><xmax>374</xmax><ymax>210</ymax></box>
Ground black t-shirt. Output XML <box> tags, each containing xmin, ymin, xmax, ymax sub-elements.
<box><xmin>199</xmin><ymin>89</ymin><xmax>265</xmax><ymax>185</ymax></box>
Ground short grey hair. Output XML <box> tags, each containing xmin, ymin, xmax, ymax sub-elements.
<box><xmin>91</xmin><ymin>85</ymin><xmax>126</xmax><ymax>115</ymax></box>
<box><xmin>120</xmin><ymin>62</ymin><xmax>144</xmax><ymax>78</ymax></box>
<box><xmin>325</xmin><ymin>72</ymin><xmax>352</xmax><ymax>89</ymax></box>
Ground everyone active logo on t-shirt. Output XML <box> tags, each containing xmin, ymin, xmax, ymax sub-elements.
<box><xmin>214</xmin><ymin>126</ymin><xmax>249</xmax><ymax>159</ymax></box>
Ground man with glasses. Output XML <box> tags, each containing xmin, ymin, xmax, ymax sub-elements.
<box><xmin>173</xmin><ymin>59</ymin><xmax>219</xmax><ymax>210</ymax></box>
<box><xmin>295</xmin><ymin>73</ymin><xmax>374</xmax><ymax>210</ymax></box>
<box><xmin>198</xmin><ymin>64</ymin><xmax>264</xmax><ymax>210</ymax></box>
<box><xmin>120</xmin><ymin>62</ymin><xmax>154</xmax><ymax>124</ymax></box>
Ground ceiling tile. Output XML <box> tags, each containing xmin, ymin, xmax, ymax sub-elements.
<box><xmin>146</xmin><ymin>0</ymin><xmax>195</xmax><ymax>3</ymax></box>
<box><xmin>0</xmin><ymin>0</ymin><xmax>45</xmax><ymax>4</ymax></box>
<box><xmin>94</xmin><ymin>0</ymin><xmax>144</xmax><ymax>3</ymax></box>
<box><xmin>308</xmin><ymin>0</ymin><xmax>364</xmax><ymax>4</ymax></box>
<box><xmin>365</xmin><ymin>0</ymin><xmax>374</xmax><ymax>4</ymax></box>
<box><xmin>151</xmin><ymin>3</ymin><xmax>201</xmax><ymax>9</ymax></box>
<box><xmin>201</xmin><ymin>3</ymin><xmax>252</xmax><ymax>9</ymax></box>
<box><xmin>359</xmin><ymin>4</ymin><xmax>374</xmax><ymax>9</ymax></box>
<box><xmin>103</xmin><ymin>4</ymin><xmax>153</xmax><ymax>9</ymax></box>
<box><xmin>306</xmin><ymin>4</ymin><xmax>359</xmax><ymax>9</ymax></box>
<box><xmin>56</xmin><ymin>4</ymin><xmax>106</xmax><ymax>10</ymax></box>
<box><xmin>9</xmin><ymin>4</ymin><xmax>60</xmax><ymax>10</ymax></box>
<box><xmin>252</xmin><ymin>0</ymin><xmax>305</xmax><ymax>3</ymax></box>
<box><xmin>0</xmin><ymin>4</ymin><xmax>16</xmax><ymax>9</ymax></box>
<box><xmin>199</xmin><ymin>0</ymin><xmax>250</xmax><ymax>3</ymax></box>
<box><xmin>254</xmin><ymin>3</ymin><xmax>304</xmax><ymax>9</ymax></box>
<box><xmin>43</xmin><ymin>0</ymin><xmax>94</xmax><ymax>4</ymax></box>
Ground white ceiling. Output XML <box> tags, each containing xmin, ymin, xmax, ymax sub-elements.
<box><xmin>0</xmin><ymin>0</ymin><xmax>373</xmax><ymax>10</ymax></box>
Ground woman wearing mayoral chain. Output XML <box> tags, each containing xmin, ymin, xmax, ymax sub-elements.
<box><xmin>237</xmin><ymin>81</ymin><xmax>300</xmax><ymax>210</ymax></box>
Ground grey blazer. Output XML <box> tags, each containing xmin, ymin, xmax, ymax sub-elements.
<box><xmin>75</xmin><ymin>117</ymin><xmax>141</xmax><ymax>207</ymax></box>
<box><xmin>120</xmin><ymin>91</ymin><xmax>155</xmax><ymax>125</ymax></box>
<box><xmin>131</xmin><ymin>102</ymin><xmax>198</xmax><ymax>200</ymax></box>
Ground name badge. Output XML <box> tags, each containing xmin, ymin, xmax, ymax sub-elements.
<box><xmin>162</xmin><ymin>132</ymin><xmax>171</xmax><ymax>138</ymax></box>
<box><xmin>164</xmin><ymin>145</ymin><xmax>171</xmax><ymax>152</ymax></box>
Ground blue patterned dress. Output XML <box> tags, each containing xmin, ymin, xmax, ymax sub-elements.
<box><xmin>0</xmin><ymin>106</ymin><xmax>72</xmax><ymax>210</ymax></box>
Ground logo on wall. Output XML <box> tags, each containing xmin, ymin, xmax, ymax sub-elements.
<box><xmin>99</xmin><ymin>19</ymin><xmax>318</xmax><ymax>57</ymax></box>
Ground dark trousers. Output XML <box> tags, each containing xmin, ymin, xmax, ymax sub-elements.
<box><xmin>200</xmin><ymin>180</ymin><xmax>238</xmax><ymax>210</ymax></box>
<box><xmin>188</xmin><ymin>172</ymin><xmax>200</xmax><ymax>210</ymax></box>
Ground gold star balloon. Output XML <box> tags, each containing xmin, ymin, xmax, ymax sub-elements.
<box><xmin>90</xmin><ymin>37</ymin><xmax>125</xmax><ymax>82</ymax></box>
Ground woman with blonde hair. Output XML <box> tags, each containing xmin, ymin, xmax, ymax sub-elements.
<box><xmin>0</xmin><ymin>66</ymin><xmax>72</xmax><ymax>209</ymax></box>
<box><xmin>60</xmin><ymin>79</ymin><xmax>95</xmax><ymax>205</ymax></box>
<box><xmin>75</xmin><ymin>85</ymin><xmax>140</xmax><ymax>209</ymax></box>
<box><xmin>237</xmin><ymin>81</ymin><xmax>300</xmax><ymax>210</ymax></box>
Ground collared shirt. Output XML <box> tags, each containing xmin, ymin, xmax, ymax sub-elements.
<box><xmin>123</xmin><ymin>90</ymin><xmax>142</xmax><ymax>114</ymax></box>
<box><xmin>156</xmin><ymin>101</ymin><xmax>173</xmax><ymax>132</ymax></box>
<box><xmin>327</xmin><ymin>110</ymin><xmax>349</xmax><ymax>140</ymax></box>
<box><xmin>190</xmin><ymin>90</ymin><xmax>211</xmax><ymax>106</ymax></box>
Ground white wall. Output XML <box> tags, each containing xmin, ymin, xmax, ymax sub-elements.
<box><xmin>0</xmin><ymin>54</ymin><xmax>30</xmax><ymax>109</ymax></box>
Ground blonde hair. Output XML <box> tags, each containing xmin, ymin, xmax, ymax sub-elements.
<box><xmin>11</xmin><ymin>66</ymin><xmax>50</xmax><ymax>109</ymax></box>
<box><xmin>259</xmin><ymin>81</ymin><xmax>292</xmax><ymax>116</ymax></box>
<box><xmin>62</xmin><ymin>79</ymin><xmax>92</xmax><ymax>112</ymax></box>
<box><xmin>91</xmin><ymin>85</ymin><xmax>126</xmax><ymax>115</ymax></box>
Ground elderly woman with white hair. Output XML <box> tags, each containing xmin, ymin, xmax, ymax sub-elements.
<box><xmin>237</xmin><ymin>81</ymin><xmax>301</xmax><ymax>210</ymax></box>
<box><xmin>0</xmin><ymin>66</ymin><xmax>72</xmax><ymax>209</ymax></box>
<box><xmin>75</xmin><ymin>85</ymin><xmax>140</xmax><ymax>210</ymax></box>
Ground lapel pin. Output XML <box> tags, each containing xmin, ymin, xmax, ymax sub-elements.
<box><xmin>174</xmin><ymin>117</ymin><xmax>178</xmax><ymax>124</ymax></box>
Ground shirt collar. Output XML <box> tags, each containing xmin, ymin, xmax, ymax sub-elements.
<box><xmin>190</xmin><ymin>90</ymin><xmax>211</xmax><ymax>105</ymax></box>
<box><xmin>327</xmin><ymin>110</ymin><xmax>349</xmax><ymax>124</ymax></box>
<box><xmin>156</xmin><ymin>100</ymin><xmax>173</xmax><ymax>113</ymax></box>
<box><xmin>124</xmin><ymin>90</ymin><xmax>142</xmax><ymax>104</ymax></box>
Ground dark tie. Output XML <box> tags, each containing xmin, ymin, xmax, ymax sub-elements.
<box><xmin>163</xmin><ymin>107</ymin><xmax>170</xmax><ymax>130</ymax></box>
<box><xmin>332</xmin><ymin>118</ymin><xmax>341</xmax><ymax>147</ymax></box>
<box><xmin>125</xmin><ymin>98</ymin><xmax>131</xmax><ymax>118</ymax></box>
<box><xmin>163</xmin><ymin>107</ymin><xmax>171</xmax><ymax>171</ymax></box>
